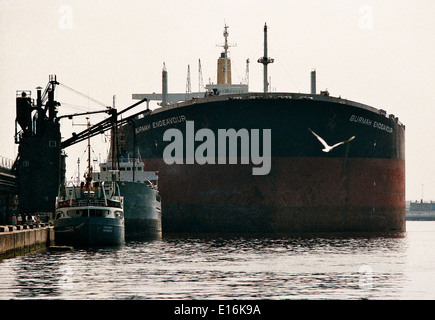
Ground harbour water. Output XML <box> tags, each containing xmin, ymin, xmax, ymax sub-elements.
<box><xmin>0</xmin><ymin>221</ymin><xmax>434</xmax><ymax>301</ymax></box>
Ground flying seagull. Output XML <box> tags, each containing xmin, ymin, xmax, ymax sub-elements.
<box><xmin>308</xmin><ymin>128</ymin><xmax>355</xmax><ymax>153</ymax></box>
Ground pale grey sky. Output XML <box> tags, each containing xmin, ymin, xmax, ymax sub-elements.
<box><xmin>1</xmin><ymin>0</ymin><xmax>434</xmax><ymax>201</ymax></box>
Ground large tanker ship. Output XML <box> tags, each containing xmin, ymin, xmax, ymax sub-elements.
<box><xmin>121</xmin><ymin>24</ymin><xmax>405</xmax><ymax>233</ymax></box>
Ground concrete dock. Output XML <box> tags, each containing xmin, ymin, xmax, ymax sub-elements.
<box><xmin>0</xmin><ymin>224</ymin><xmax>55</xmax><ymax>259</ymax></box>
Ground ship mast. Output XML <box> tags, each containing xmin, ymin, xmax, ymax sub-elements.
<box><xmin>85</xmin><ymin>117</ymin><xmax>93</xmax><ymax>190</ymax></box>
<box><xmin>223</xmin><ymin>25</ymin><xmax>229</xmax><ymax>85</ymax></box>
<box><xmin>258</xmin><ymin>23</ymin><xmax>274</xmax><ymax>93</ymax></box>
<box><xmin>217</xmin><ymin>24</ymin><xmax>235</xmax><ymax>85</ymax></box>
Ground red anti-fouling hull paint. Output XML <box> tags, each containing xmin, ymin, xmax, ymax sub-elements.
<box><xmin>141</xmin><ymin>157</ymin><xmax>405</xmax><ymax>233</ymax></box>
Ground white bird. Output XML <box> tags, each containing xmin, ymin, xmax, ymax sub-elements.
<box><xmin>308</xmin><ymin>128</ymin><xmax>355</xmax><ymax>153</ymax></box>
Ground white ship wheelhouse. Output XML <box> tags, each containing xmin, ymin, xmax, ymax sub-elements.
<box><xmin>55</xmin><ymin>181</ymin><xmax>124</xmax><ymax>219</ymax></box>
<box><xmin>95</xmin><ymin>153</ymin><xmax>158</xmax><ymax>184</ymax></box>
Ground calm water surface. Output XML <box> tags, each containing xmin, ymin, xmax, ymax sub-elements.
<box><xmin>1</xmin><ymin>221</ymin><xmax>434</xmax><ymax>300</ymax></box>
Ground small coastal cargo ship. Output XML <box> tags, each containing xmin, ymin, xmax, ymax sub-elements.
<box><xmin>54</xmin><ymin>120</ymin><xmax>125</xmax><ymax>246</ymax></box>
<box><xmin>95</xmin><ymin>154</ymin><xmax>161</xmax><ymax>239</ymax></box>
<box><xmin>406</xmin><ymin>201</ymin><xmax>435</xmax><ymax>221</ymax></box>
<box><xmin>54</xmin><ymin>179</ymin><xmax>125</xmax><ymax>246</ymax></box>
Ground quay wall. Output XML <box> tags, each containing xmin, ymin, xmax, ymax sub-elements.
<box><xmin>0</xmin><ymin>224</ymin><xmax>54</xmax><ymax>258</ymax></box>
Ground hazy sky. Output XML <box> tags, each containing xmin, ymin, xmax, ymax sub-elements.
<box><xmin>1</xmin><ymin>0</ymin><xmax>434</xmax><ymax>201</ymax></box>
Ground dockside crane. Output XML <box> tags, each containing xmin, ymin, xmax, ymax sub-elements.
<box><xmin>14</xmin><ymin>74</ymin><xmax>149</xmax><ymax>216</ymax></box>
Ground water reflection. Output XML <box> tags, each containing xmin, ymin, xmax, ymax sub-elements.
<box><xmin>0</xmin><ymin>225</ymin><xmax>423</xmax><ymax>300</ymax></box>
<box><xmin>13</xmin><ymin>252</ymin><xmax>72</xmax><ymax>298</ymax></box>
<box><xmin>162</xmin><ymin>231</ymin><xmax>407</xmax><ymax>258</ymax></box>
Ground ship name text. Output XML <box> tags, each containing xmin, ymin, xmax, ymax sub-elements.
<box><xmin>135</xmin><ymin>115</ymin><xmax>187</xmax><ymax>134</ymax></box>
<box><xmin>349</xmin><ymin>115</ymin><xmax>393</xmax><ymax>133</ymax></box>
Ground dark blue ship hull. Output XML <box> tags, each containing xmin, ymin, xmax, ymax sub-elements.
<box><xmin>118</xmin><ymin>181</ymin><xmax>161</xmax><ymax>239</ymax></box>
<box><xmin>54</xmin><ymin>217</ymin><xmax>124</xmax><ymax>246</ymax></box>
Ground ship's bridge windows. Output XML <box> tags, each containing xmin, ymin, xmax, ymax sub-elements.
<box><xmin>65</xmin><ymin>209</ymin><xmax>110</xmax><ymax>217</ymax></box>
